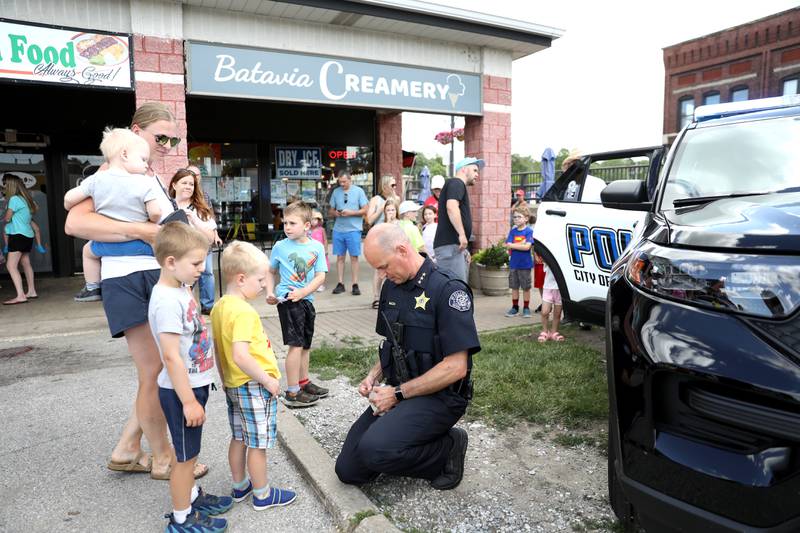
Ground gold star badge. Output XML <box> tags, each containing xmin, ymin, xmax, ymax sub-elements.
<box><xmin>414</xmin><ymin>291</ymin><xmax>430</xmax><ymax>310</ymax></box>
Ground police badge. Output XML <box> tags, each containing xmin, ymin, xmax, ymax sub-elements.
<box><xmin>448</xmin><ymin>290</ymin><xmax>471</xmax><ymax>312</ymax></box>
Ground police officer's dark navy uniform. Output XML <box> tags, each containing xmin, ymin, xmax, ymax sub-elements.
<box><xmin>335</xmin><ymin>257</ymin><xmax>480</xmax><ymax>488</ymax></box>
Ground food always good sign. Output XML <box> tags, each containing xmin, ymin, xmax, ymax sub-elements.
<box><xmin>187</xmin><ymin>42</ymin><xmax>482</xmax><ymax>116</ymax></box>
<box><xmin>0</xmin><ymin>19</ymin><xmax>132</xmax><ymax>89</ymax></box>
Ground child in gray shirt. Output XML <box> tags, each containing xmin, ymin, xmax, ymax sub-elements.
<box><xmin>63</xmin><ymin>127</ymin><xmax>161</xmax><ymax>301</ymax></box>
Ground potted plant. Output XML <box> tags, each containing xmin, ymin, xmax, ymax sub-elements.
<box><xmin>477</xmin><ymin>241</ymin><xmax>510</xmax><ymax>296</ymax></box>
<box><xmin>468</xmin><ymin>249</ymin><xmax>485</xmax><ymax>290</ymax></box>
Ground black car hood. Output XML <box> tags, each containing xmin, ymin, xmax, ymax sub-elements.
<box><xmin>664</xmin><ymin>192</ymin><xmax>800</xmax><ymax>252</ymax></box>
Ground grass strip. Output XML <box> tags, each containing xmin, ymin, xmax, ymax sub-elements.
<box><xmin>311</xmin><ymin>325</ymin><xmax>608</xmax><ymax>428</ymax></box>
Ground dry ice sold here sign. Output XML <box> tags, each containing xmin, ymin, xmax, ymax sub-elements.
<box><xmin>0</xmin><ymin>19</ymin><xmax>132</xmax><ymax>89</ymax></box>
<box><xmin>275</xmin><ymin>147</ymin><xmax>322</xmax><ymax>179</ymax></box>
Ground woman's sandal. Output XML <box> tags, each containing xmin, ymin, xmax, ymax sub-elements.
<box><xmin>150</xmin><ymin>461</ymin><xmax>209</xmax><ymax>481</ymax></box>
<box><xmin>107</xmin><ymin>451</ymin><xmax>152</xmax><ymax>473</ymax></box>
<box><xmin>550</xmin><ymin>332</ymin><xmax>565</xmax><ymax>342</ymax></box>
<box><xmin>371</xmin><ymin>300</ymin><xmax>380</xmax><ymax>309</ymax></box>
<box><xmin>537</xmin><ymin>331</ymin><xmax>549</xmax><ymax>343</ymax></box>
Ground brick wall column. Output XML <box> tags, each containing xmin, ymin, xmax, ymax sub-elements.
<box><xmin>377</xmin><ymin>111</ymin><xmax>403</xmax><ymax>197</ymax></box>
<box><xmin>133</xmin><ymin>35</ymin><xmax>188</xmax><ymax>178</ymax></box>
<box><xmin>464</xmin><ymin>75</ymin><xmax>512</xmax><ymax>249</ymax></box>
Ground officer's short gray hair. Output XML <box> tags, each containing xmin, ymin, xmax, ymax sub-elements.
<box><xmin>370</xmin><ymin>223</ymin><xmax>410</xmax><ymax>253</ymax></box>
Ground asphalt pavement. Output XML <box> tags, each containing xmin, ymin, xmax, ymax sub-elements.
<box><xmin>0</xmin><ymin>332</ymin><xmax>334</xmax><ymax>532</ymax></box>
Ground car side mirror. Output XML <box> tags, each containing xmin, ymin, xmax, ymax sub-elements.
<box><xmin>601</xmin><ymin>180</ymin><xmax>651</xmax><ymax>211</ymax></box>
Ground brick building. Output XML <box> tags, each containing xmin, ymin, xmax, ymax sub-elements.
<box><xmin>0</xmin><ymin>0</ymin><xmax>562</xmax><ymax>276</ymax></box>
<box><xmin>662</xmin><ymin>7</ymin><xmax>800</xmax><ymax>143</ymax></box>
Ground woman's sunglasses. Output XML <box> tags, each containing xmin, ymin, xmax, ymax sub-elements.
<box><xmin>149</xmin><ymin>131</ymin><xmax>181</xmax><ymax>148</ymax></box>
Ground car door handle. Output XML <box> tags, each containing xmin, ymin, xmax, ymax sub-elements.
<box><xmin>545</xmin><ymin>209</ymin><xmax>567</xmax><ymax>217</ymax></box>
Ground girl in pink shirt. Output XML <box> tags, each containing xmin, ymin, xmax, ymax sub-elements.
<box><xmin>310</xmin><ymin>210</ymin><xmax>328</xmax><ymax>291</ymax></box>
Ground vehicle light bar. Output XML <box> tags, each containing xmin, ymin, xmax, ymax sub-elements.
<box><xmin>694</xmin><ymin>94</ymin><xmax>800</xmax><ymax>123</ymax></box>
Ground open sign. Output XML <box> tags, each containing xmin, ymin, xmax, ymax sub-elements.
<box><xmin>328</xmin><ymin>149</ymin><xmax>358</xmax><ymax>160</ymax></box>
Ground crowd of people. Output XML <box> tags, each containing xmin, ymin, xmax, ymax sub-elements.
<box><xmin>50</xmin><ymin>101</ymin><xmax>477</xmax><ymax>532</ymax></box>
<box><xmin>0</xmin><ymin>100</ymin><xmax>570</xmax><ymax>531</ymax></box>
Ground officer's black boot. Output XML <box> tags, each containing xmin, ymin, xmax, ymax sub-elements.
<box><xmin>430</xmin><ymin>427</ymin><xmax>468</xmax><ymax>490</ymax></box>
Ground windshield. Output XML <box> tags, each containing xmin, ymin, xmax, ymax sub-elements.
<box><xmin>661</xmin><ymin>115</ymin><xmax>800</xmax><ymax>210</ymax></box>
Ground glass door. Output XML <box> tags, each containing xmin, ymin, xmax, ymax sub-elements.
<box><xmin>0</xmin><ymin>151</ymin><xmax>52</xmax><ymax>273</ymax></box>
<box><xmin>65</xmin><ymin>154</ymin><xmax>104</xmax><ymax>273</ymax></box>
<box><xmin>188</xmin><ymin>143</ymin><xmax>258</xmax><ymax>243</ymax></box>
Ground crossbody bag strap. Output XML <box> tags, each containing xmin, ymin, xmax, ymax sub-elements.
<box><xmin>153</xmin><ymin>174</ymin><xmax>179</xmax><ymax>212</ymax></box>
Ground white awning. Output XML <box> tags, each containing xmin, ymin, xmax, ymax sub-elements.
<box><xmin>181</xmin><ymin>0</ymin><xmax>564</xmax><ymax>60</ymax></box>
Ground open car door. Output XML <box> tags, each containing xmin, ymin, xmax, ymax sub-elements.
<box><xmin>533</xmin><ymin>146</ymin><xmax>665</xmax><ymax>325</ymax></box>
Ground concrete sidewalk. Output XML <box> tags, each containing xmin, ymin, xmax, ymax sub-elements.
<box><xmin>0</xmin><ymin>264</ymin><xmax>539</xmax><ymax>345</ymax></box>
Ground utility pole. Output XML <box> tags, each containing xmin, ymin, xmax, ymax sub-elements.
<box><xmin>449</xmin><ymin>115</ymin><xmax>455</xmax><ymax>176</ymax></box>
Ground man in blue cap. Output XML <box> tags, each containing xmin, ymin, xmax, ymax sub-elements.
<box><xmin>433</xmin><ymin>157</ymin><xmax>484</xmax><ymax>282</ymax></box>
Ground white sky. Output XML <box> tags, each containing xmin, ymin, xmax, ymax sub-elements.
<box><xmin>402</xmin><ymin>0</ymin><xmax>800</xmax><ymax>165</ymax></box>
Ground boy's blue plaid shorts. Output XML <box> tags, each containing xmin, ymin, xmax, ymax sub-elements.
<box><xmin>225</xmin><ymin>381</ymin><xmax>277</xmax><ymax>449</ymax></box>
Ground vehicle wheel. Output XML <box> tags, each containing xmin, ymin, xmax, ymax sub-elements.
<box><xmin>608</xmin><ymin>422</ymin><xmax>636</xmax><ymax>531</ymax></box>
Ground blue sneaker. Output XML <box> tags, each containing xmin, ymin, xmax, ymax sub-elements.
<box><xmin>232</xmin><ymin>480</ymin><xmax>253</xmax><ymax>502</ymax></box>
<box><xmin>165</xmin><ymin>510</ymin><xmax>227</xmax><ymax>532</ymax></box>
<box><xmin>252</xmin><ymin>487</ymin><xmax>297</xmax><ymax>511</ymax></box>
<box><xmin>504</xmin><ymin>307</ymin><xmax>519</xmax><ymax>317</ymax></box>
<box><xmin>521</xmin><ymin>308</ymin><xmax>532</xmax><ymax>318</ymax></box>
<box><xmin>192</xmin><ymin>487</ymin><xmax>234</xmax><ymax>516</ymax></box>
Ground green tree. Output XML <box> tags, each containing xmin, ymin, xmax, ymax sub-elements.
<box><xmin>593</xmin><ymin>157</ymin><xmax>637</xmax><ymax>167</ymax></box>
<box><xmin>511</xmin><ymin>153</ymin><xmax>539</xmax><ymax>174</ymax></box>
<box><xmin>406</xmin><ymin>152</ymin><xmax>447</xmax><ymax>177</ymax></box>
<box><xmin>554</xmin><ymin>148</ymin><xmax>571</xmax><ymax>172</ymax></box>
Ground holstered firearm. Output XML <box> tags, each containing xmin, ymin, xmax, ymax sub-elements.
<box><xmin>380</xmin><ymin>311</ymin><xmax>410</xmax><ymax>384</ymax></box>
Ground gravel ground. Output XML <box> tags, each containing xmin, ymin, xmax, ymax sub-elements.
<box><xmin>295</xmin><ymin>376</ymin><xmax>616</xmax><ymax>532</ymax></box>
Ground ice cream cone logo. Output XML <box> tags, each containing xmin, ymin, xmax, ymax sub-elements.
<box><xmin>446</xmin><ymin>74</ymin><xmax>466</xmax><ymax>108</ymax></box>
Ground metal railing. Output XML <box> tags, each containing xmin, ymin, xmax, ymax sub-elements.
<box><xmin>513</xmin><ymin>164</ymin><xmax>650</xmax><ymax>199</ymax></box>
<box><xmin>403</xmin><ymin>164</ymin><xmax>650</xmax><ymax>201</ymax></box>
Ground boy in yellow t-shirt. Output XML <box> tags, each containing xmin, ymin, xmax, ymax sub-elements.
<box><xmin>210</xmin><ymin>241</ymin><xmax>297</xmax><ymax>511</ymax></box>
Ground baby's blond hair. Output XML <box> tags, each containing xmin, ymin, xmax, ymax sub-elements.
<box><xmin>221</xmin><ymin>241</ymin><xmax>268</xmax><ymax>281</ymax></box>
<box><xmin>154</xmin><ymin>222</ymin><xmax>209</xmax><ymax>266</ymax></box>
<box><xmin>99</xmin><ymin>127</ymin><xmax>149</xmax><ymax>163</ymax></box>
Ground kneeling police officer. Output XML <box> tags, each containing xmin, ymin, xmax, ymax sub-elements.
<box><xmin>335</xmin><ymin>224</ymin><xmax>480</xmax><ymax>490</ymax></box>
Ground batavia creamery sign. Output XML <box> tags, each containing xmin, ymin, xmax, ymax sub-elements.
<box><xmin>187</xmin><ymin>42</ymin><xmax>481</xmax><ymax>116</ymax></box>
<box><xmin>0</xmin><ymin>19</ymin><xmax>132</xmax><ymax>89</ymax></box>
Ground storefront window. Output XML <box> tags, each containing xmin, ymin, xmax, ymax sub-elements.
<box><xmin>322</xmin><ymin>145</ymin><xmax>374</xmax><ymax>194</ymax></box>
<box><xmin>189</xmin><ymin>143</ymin><xmax>258</xmax><ymax>242</ymax></box>
<box><xmin>0</xmin><ymin>151</ymin><xmax>51</xmax><ymax>273</ymax></box>
<box><xmin>66</xmin><ymin>154</ymin><xmax>104</xmax><ymax>272</ymax></box>
<box><xmin>269</xmin><ymin>144</ymin><xmax>374</xmax><ymax>232</ymax></box>
<box><xmin>319</xmin><ymin>146</ymin><xmax>374</xmax><ymax>233</ymax></box>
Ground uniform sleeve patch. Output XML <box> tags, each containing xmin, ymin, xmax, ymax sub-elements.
<box><xmin>448</xmin><ymin>290</ymin><xmax>471</xmax><ymax>312</ymax></box>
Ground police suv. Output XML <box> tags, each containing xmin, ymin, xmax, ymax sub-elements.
<box><xmin>533</xmin><ymin>146</ymin><xmax>665</xmax><ymax>325</ymax></box>
<box><xmin>603</xmin><ymin>95</ymin><xmax>800</xmax><ymax>532</ymax></box>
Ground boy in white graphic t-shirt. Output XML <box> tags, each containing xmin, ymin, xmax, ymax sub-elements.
<box><xmin>148</xmin><ymin>222</ymin><xmax>233</xmax><ymax>531</ymax></box>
